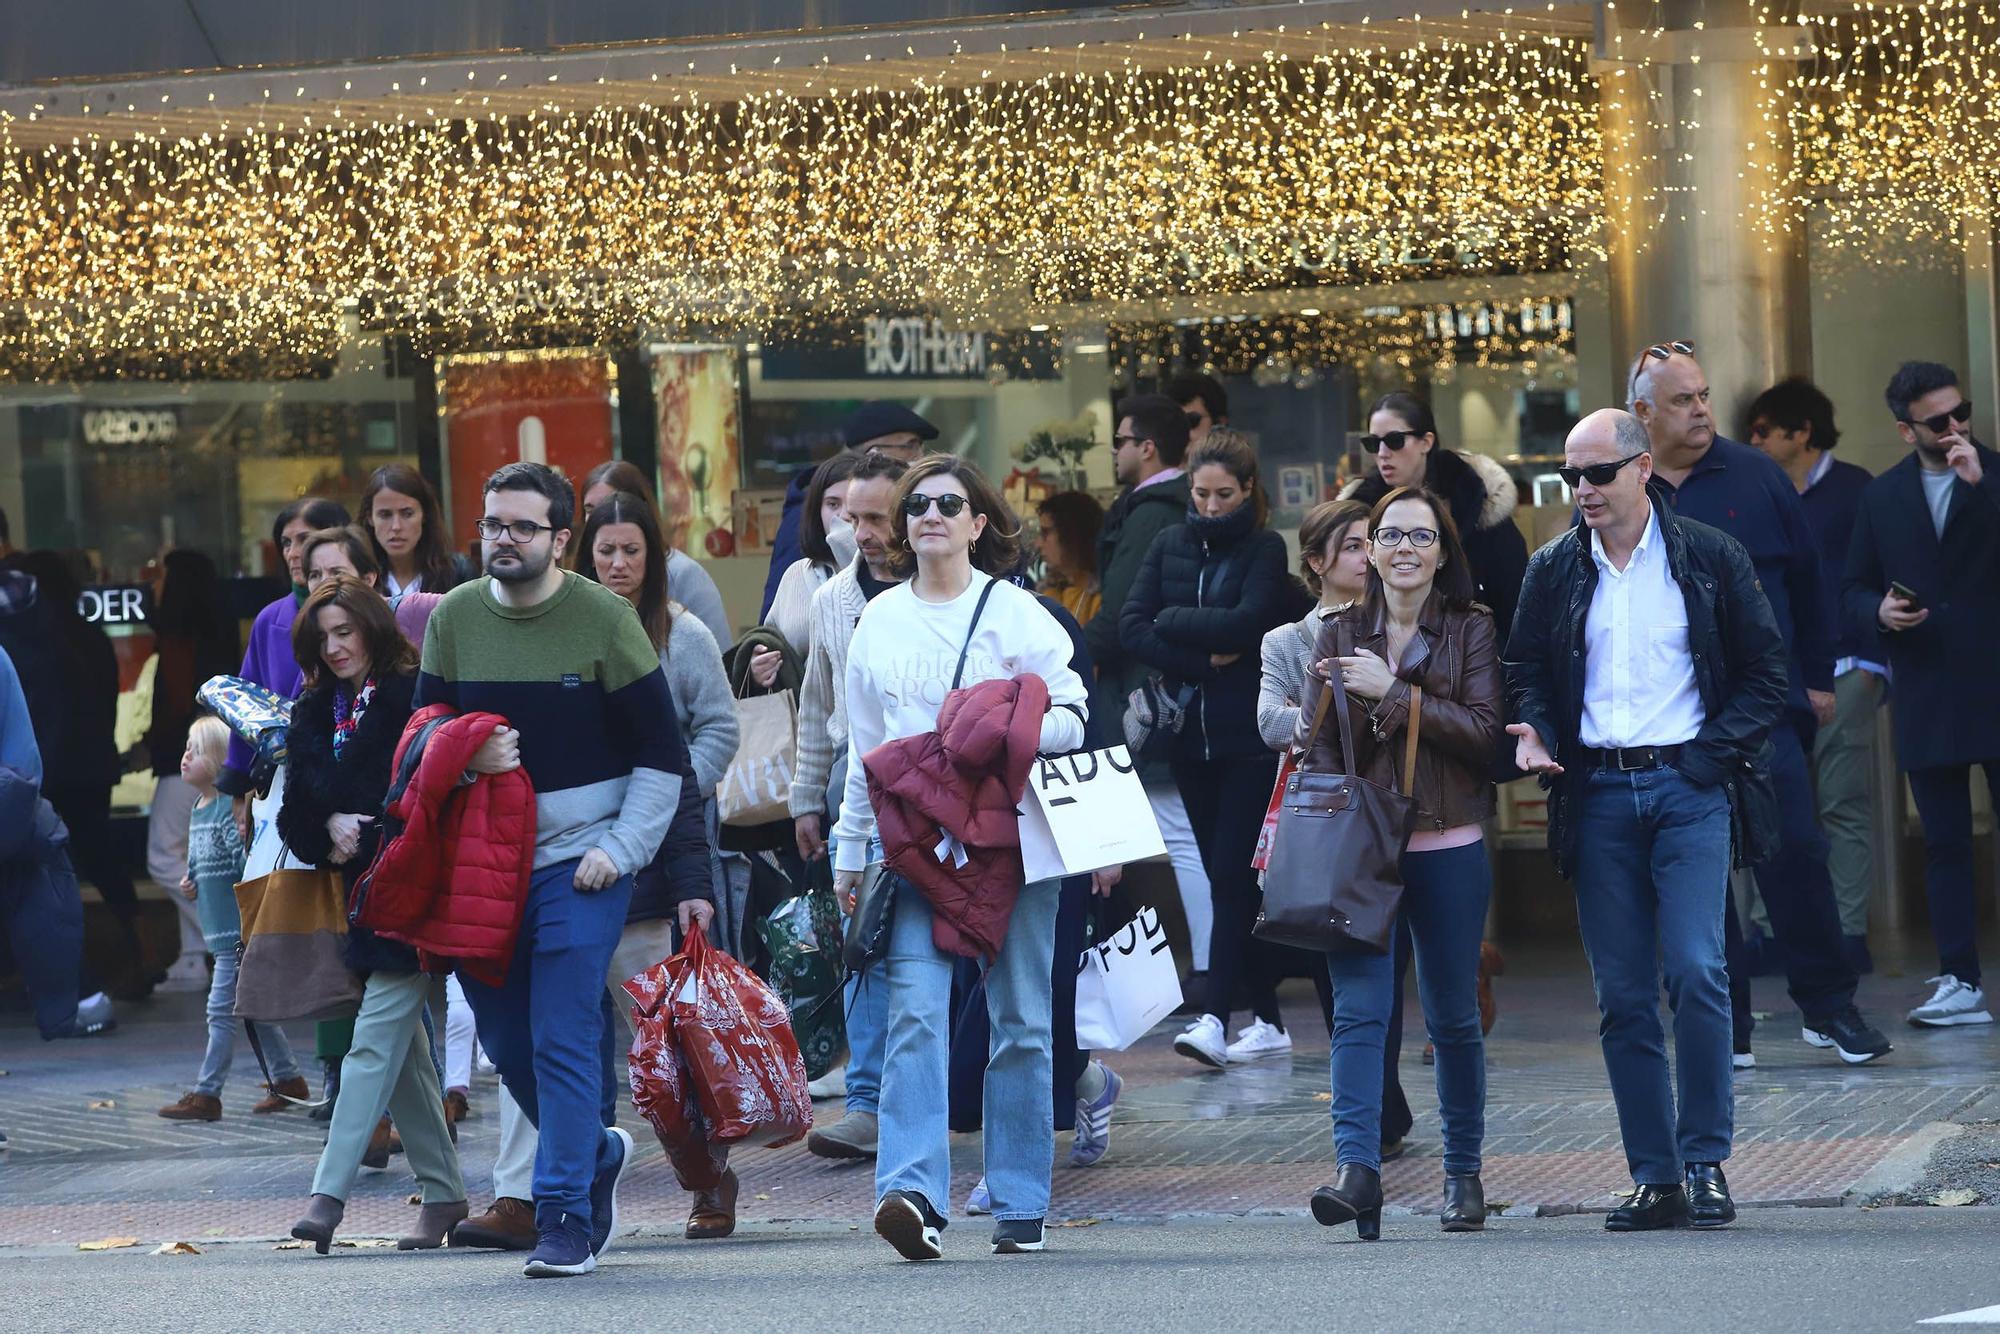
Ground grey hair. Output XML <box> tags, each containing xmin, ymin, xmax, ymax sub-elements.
<box><xmin>1612</xmin><ymin>410</ymin><xmax>1652</xmax><ymax>457</ymax></box>
<box><xmin>1627</xmin><ymin>355</ymin><xmax>1656</xmax><ymax>410</ymax></box>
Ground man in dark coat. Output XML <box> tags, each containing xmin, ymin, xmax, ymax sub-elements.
<box><xmin>1845</xmin><ymin>360</ymin><xmax>2000</xmax><ymax>1029</ymax></box>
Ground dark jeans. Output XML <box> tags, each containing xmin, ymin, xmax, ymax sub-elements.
<box><xmin>1741</xmin><ymin>722</ymin><xmax>1859</xmax><ymax>1025</ymax></box>
<box><xmin>44</xmin><ymin>783</ymin><xmax>139</xmax><ymax>923</ymax></box>
<box><xmin>1313</xmin><ymin>918</ymin><xmax>1414</xmax><ymax>1144</ymax></box>
<box><xmin>1573</xmin><ymin>765</ymin><xmax>1734</xmax><ymax>1185</ymax></box>
<box><xmin>1905</xmin><ymin>760</ymin><xmax>2000</xmax><ymax>987</ymax></box>
<box><xmin>1173</xmin><ymin>751</ymin><xmax>1284</xmax><ymax>1030</ymax></box>
<box><xmin>1</xmin><ymin>829</ymin><xmax>84</xmax><ymax>1038</ymax></box>
<box><xmin>1326</xmin><ymin>842</ymin><xmax>1489</xmax><ymax>1176</ymax></box>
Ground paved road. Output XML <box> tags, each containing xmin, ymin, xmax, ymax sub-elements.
<box><xmin>6</xmin><ymin>1209</ymin><xmax>1998</xmax><ymax>1332</ymax></box>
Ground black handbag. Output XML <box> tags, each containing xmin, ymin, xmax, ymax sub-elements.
<box><xmin>1253</xmin><ymin>645</ymin><xmax>1423</xmax><ymax>956</ymax></box>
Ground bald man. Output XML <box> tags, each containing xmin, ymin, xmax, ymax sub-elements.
<box><xmin>1503</xmin><ymin>409</ymin><xmax>1788</xmax><ymax>1233</ymax></box>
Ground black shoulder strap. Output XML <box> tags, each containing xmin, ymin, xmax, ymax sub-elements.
<box><xmin>951</xmin><ymin>578</ymin><xmax>1000</xmax><ymax>691</ymax></box>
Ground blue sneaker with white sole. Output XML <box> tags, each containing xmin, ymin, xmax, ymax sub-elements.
<box><xmin>523</xmin><ymin>1213</ymin><xmax>594</xmax><ymax>1278</ymax></box>
<box><xmin>589</xmin><ymin>1126</ymin><xmax>633</xmax><ymax>1259</ymax></box>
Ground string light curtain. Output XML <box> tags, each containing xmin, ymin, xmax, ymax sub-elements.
<box><xmin>0</xmin><ymin>34</ymin><xmax>1599</xmax><ymax>380</ymax></box>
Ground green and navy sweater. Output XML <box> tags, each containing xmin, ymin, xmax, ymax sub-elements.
<box><xmin>416</xmin><ymin>572</ymin><xmax>686</xmax><ymax>876</ymax></box>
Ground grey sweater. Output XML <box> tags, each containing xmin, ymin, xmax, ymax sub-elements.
<box><xmin>1257</xmin><ymin>606</ymin><xmax>1336</xmax><ymax>752</ymax></box>
<box><xmin>661</xmin><ymin>608</ymin><xmax>740</xmax><ymax>798</ymax></box>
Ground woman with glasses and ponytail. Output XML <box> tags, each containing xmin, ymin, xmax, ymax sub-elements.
<box><xmin>1341</xmin><ymin>392</ymin><xmax>1529</xmax><ymax>650</ymax></box>
<box><xmin>1298</xmin><ymin>486</ymin><xmax>1504</xmax><ymax>1241</ymax></box>
<box><xmin>830</xmin><ymin>456</ymin><xmax>1089</xmax><ymax>1262</ymax></box>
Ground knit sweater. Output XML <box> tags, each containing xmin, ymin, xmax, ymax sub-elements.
<box><xmin>187</xmin><ymin>793</ymin><xmax>248</xmax><ymax>951</ymax></box>
<box><xmin>789</xmin><ymin>557</ymin><xmax>875</xmax><ymax>819</ymax></box>
<box><xmin>1257</xmin><ymin>605</ymin><xmax>1338</xmax><ymax>752</ymax></box>
<box><xmin>659</xmin><ymin>608</ymin><xmax>739</xmax><ymax>798</ymax></box>
<box><xmin>767</xmin><ymin>557</ymin><xmax>834</xmax><ymax>660</ymax></box>
<box><xmin>667</xmin><ymin>550</ymin><xmax>732</xmax><ymax>648</ymax></box>
<box><xmin>415</xmin><ymin>572</ymin><xmax>686</xmax><ymax>876</ymax></box>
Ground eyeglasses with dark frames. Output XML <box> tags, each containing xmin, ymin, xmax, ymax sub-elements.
<box><xmin>1557</xmin><ymin>452</ymin><xmax>1649</xmax><ymax>489</ymax></box>
<box><xmin>476</xmin><ymin>518</ymin><xmax>558</xmax><ymax>543</ymax></box>
<box><xmin>1360</xmin><ymin>430</ymin><xmax>1426</xmax><ymax>452</ymax></box>
<box><xmin>901</xmin><ymin>493</ymin><xmax>971</xmax><ymax>519</ymax></box>
<box><xmin>1371</xmin><ymin>526</ymin><xmax>1439</xmax><ymax>549</ymax></box>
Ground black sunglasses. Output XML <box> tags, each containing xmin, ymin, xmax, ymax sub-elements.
<box><xmin>1557</xmin><ymin>452</ymin><xmax>1648</xmax><ymax>489</ymax></box>
<box><xmin>1644</xmin><ymin>339</ymin><xmax>1695</xmax><ymax>363</ymax></box>
<box><xmin>1907</xmin><ymin>399</ymin><xmax>1973</xmax><ymax>434</ymax></box>
<box><xmin>901</xmin><ymin>493</ymin><xmax>970</xmax><ymax>519</ymax></box>
<box><xmin>1360</xmin><ymin>430</ymin><xmax>1425</xmax><ymax>452</ymax></box>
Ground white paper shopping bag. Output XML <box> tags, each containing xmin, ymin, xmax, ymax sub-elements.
<box><xmin>1074</xmin><ymin>907</ymin><xmax>1183</xmax><ymax>1051</ymax></box>
<box><xmin>239</xmin><ymin>765</ymin><xmax>288</xmax><ymax>882</ymax></box>
<box><xmin>1020</xmin><ymin>745</ymin><xmax>1166</xmax><ymax>879</ymax></box>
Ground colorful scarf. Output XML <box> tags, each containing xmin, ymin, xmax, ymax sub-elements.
<box><xmin>332</xmin><ymin>677</ymin><xmax>377</xmax><ymax>760</ymax></box>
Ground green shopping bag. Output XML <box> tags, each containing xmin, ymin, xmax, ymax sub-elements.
<box><xmin>756</xmin><ymin>867</ymin><xmax>848</xmax><ymax>1081</ymax></box>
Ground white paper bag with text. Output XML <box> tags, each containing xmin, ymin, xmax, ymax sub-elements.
<box><xmin>1075</xmin><ymin>907</ymin><xmax>1183</xmax><ymax>1051</ymax></box>
<box><xmin>1018</xmin><ymin>745</ymin><xmax>1165</xmax><ymax>880</ymax></box>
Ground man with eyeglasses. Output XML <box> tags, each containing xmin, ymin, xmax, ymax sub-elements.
<box><xmin>1845</xmin><ymin>361</ymin><xmax>2000</xmax><ymax>1029</ymax></box>
<box><xmin>1505</xmin><ymin>408</ymin><xmax>1788</xmax><ymax>1232</ymax></box>
<box><xmin>1631</xmin><ymin>341</ymin><xmax>1892</xmax><ymax>1069</ymax></box>
<box><xmin>416</xmin><ymin>461</ymin><xmax>689</xmax><ymax>1277</ymax></box>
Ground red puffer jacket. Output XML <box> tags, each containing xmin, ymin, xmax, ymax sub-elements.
<box><xmin>864</xmin><ymin>674</ymin><xmax>1049</xmax><ymax>961</ymax></box>
<box><xmin>352</xmin><ymin>705</ymin><xmax>535</xmax><ymax>986</ymax></box>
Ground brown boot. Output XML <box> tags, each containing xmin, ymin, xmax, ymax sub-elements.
<box><xmin>251</xmin><ymin>1077</ymin><xmax>311</xmax><ymax>1114</ymax></box>
<box><xmin>158</xmin><ymin>1092</ymin><xmax>222</xmax><ymax>1122</ymax></box>
<box><xmin>362</xmin><ymin>1117</ymin><xmax>394</xmax><ymax>1170</ymax></box>
<box><xmin>398</xmin><ymin>1199</ymin><xmax>471</xmax><ymax>1251</ymax></box>
<box><xmin>1478</xmin><ymin>942</ymin><xmax>1505</xmax><ymax>1036</ymax></box>
<box><xmin>449</xmin><ymin>1197</ymin><xmax>537</xmax><ymax>1251</ymax></box>
<box><xmin>686</xmin><ymin>1167</ymin><xmax>740</xmax><ymax>1240</ymax></box>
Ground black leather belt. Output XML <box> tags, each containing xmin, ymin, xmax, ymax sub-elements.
<box><xmin>1582</xmin><ymin>744</ymin><xmax>1685</xmax><ymax>772</ymax></box>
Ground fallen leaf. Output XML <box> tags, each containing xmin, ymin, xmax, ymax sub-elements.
<box><xmin>1312</xmin><ymin>1092</ymin><xmax>1333</xmax><ymax>1102</ymax></box>
<box><xmin>333</xmin><ymin>1238</ymin><xmax>395</xmax><ymax>1248</ymax></box>
<box><xmin>87</xmin><ymin>1100</ymin><xmax>116</xmax><ymax>1111</ymax></box>
<box><xmin>406</xmin><ymin>1194</ymin><xmax>422</xmax><ymax>1206</ymax></box>
<box><xmin>755</xmin><ymin>1193</ymin><xmax>771</xmax><ymax>1201</ymax></box>
<box><xmin>1929</xmin><ymin>1188</ymin><xmax>1979</xmax><ymax>1207</ymax></box>
<box><xmin>201</xmin><ymin>1227</ymin><xmax>227</xmax><ymax>1237</ymax></box>
<box><xmin>1053</xmin><ymin>1218</ymin><xmax>1103</xmax><ymax>1229</ymax></box>
<box><xmin>273</xmin><ymin>1240</ymin><xmax>305</xmax><ymax>1250</ymax></box>
<box><xmin>152</xmin><ymin>1242</ymin><xmax>202</xmax><ymax>1256</ymax></box>
<box><xmin>78</xmin><ymin>1237</ymin><xmax>139</xmax><ymax>1251</ymax></box>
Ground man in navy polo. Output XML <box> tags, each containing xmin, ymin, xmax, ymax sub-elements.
<box><xmin>1630</xmin><ymin>342</ymin><xmax>1891</xmax><ymax>1067</ymax></box>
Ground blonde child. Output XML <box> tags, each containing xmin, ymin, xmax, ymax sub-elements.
<box><xmin>157</xmin><ymin>716</ymin><xmax>309</xmax><ymax>1120</ymax></box>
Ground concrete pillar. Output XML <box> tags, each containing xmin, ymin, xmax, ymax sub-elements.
<box><xmin>1596</xmin><ymin>2</ymin><xmax>1813</xmax><ymax>421</ymax></box>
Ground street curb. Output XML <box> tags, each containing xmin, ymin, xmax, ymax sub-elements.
<box><xmin>1843</xmin><ymin>1121</ymin><xmax>1959</xmax><ymax>1205</ymax></box>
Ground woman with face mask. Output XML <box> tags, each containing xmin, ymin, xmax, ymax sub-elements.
<box><xmin>1297</xmin><ymin>487</ymin><xmax>1505</xmax><ymax>1241</ymax></box>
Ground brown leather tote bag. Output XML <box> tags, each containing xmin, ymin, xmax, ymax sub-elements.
<box><xmin>1253</xmin><ymin>654</ymin><xmax>1421</xmax><ymax>956</ymax></box>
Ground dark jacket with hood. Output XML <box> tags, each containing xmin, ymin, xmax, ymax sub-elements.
<box><xmin>1343</xmin><ymin>448</ymin><xmax>1529</xmax><ymax>652</ymax></box>
<box><xmin>1085</xmin><ymin>473</ymin><xmax>1192</xmax><ymax>779</ymax></box>
<box><xmin>0</xmin><ymin>569</ymin><xmax>119</xmax><ymax>793</ymax></box>
<box><xmin>278</xmin><ymin>667</ymin><xmax>420</xmax><ymax>975</ymax></box>
<box><xmin>1119</xmin><ymin>500</ymin><xmax>1294</xmax><ymax>764</ymax></box>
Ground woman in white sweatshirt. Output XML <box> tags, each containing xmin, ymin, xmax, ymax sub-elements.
<box><xmin>832</xmin><ymin>456</ymin><xmax>1088</xmax><ymax>1263</ymax></box>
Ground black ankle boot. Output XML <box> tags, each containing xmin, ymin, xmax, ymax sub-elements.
<box><xmin>1310</xmin><ymin>1164</ymin><xmax>1383</xmax><ymax>1241</ymax></box>
<box><xmin>1441</xmin><ymin>1174</ymin><xmax>1486</xmax><ymax>1232</ymax></box>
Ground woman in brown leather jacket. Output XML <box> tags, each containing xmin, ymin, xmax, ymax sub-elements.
<box><xmin>1296</xmin><ymin>487</ymin><xmax>1504</xmax><ymax>1241</ymax></box>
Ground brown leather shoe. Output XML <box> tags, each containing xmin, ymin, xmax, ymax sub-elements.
<box><xmin>158</xmin><ymin>1092</ymin><xmax>222</xmax><ymax>1122</ymax></box>
<box><xmin>443</xmin><ymin>1089</ymin><xmax>470</xmax><ymax>1123</ymax></box>
<box><xmin>686</xmin><ymin>1167</ymin><xmax>739</xmax><ymax>1240</ymax></box>
<box><xmin>362</xmin><ymin>1116</ymin><xmax>394</xmax><ymax>1170</ymax></box>
<box><xmin>1478</xmin><ymin>942</ymin><xmax>1505</xmax><ymax>1036</ymax></box>
<box><xmin>449</xmin><ymin>1197</ymin><xmax>537</xmax><ymax>1251</ymax></box>
<box><xmin>251</xmin><ymin>1077</ymin><xmax>311</xmax><ymax>1114</ymax></box>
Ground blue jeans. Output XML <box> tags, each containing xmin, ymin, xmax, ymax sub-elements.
<box><xmin>830</xmin><ymin>755</ymin><xmax>887</xmax><ymax>1115</ymax></box>
<box><xmin>460</xmin><ymin>859</ymin><xmax>633</xmax><ymax>1229</ymax></box>
<box><xmin>1573</xmin><ymin>766</ymin><xmax>1734</xmax><ymax>1184</ymax></box>
<box><xmin>876</xmin><ymin>875</ymin><xmax>1061</xmax><ymax>1223</ymax></box>
<box><xmin>195</xmin><ymin>947</ymin><xmax>300</xmax><ymax>1096</ymax></box>
<box><xmin>1327</xmin><ymin>841</ymin><xmax>1489</xmax><ymax>1177</ymax></box>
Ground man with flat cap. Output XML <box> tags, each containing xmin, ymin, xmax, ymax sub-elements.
<box><xmin>758</xmin><ymin>402</ymin><xmax>939</xmax><ymax>621</ymax></box>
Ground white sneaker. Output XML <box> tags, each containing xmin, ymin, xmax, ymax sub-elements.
<box><xmin>1907</xmin><ymin>975</ymin><xmax>1994</xmax><ymax>1028</ymax></box>
<box><xmin>806</xmin><ymin>1067</ymin><xmax>847</xmax><ymax>1100</ymax></box>
<box><xmin>1224</xmin><ymin>1019</ymin><xmax>1293</xmax><ymax>1062</ymax></box>
<box><xmin>155</xmin><ymin>953</ymin><xmax>211</xmax><ymax>993</ymax></box>
<box><xmin>1173</xmin><ymin>1015</ymin><xmax>1231</xmax><ymax>1068</ymax></box>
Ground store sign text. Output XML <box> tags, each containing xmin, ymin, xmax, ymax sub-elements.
<box><xmin>863</xmin><ymin>318</ymin><xmax>986</xmax><ymax>378</ymax></box>
<box><xmin>79</xmin><ymin>585</ymin><xmax>150</xmax><ymax>625</ymax></box>
<box><xmin>82</xmin><ymin>408</ymin><xmax>179</xmax><ymax>446</ymax></box>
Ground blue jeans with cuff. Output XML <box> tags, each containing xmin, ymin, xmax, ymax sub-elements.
<box><xmin>196</xmin><ymin>946</ymin><xmax>301</xmax><ymax>1096</ymax></box>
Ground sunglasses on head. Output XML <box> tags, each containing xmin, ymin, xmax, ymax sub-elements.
<box><xmin>901</xmin><ymin>492</ymin><xmax>970</xmax><ymax>519</ymax></box>
<box><xmin>1557</xmin><ymin>452</ymin><xmax>1648</xmax><ymax>489</ymax></box>
<box><xmin>1907</xmin><ymin>399</ymin><xmax>1973</xmax><ymax>434</ymax></box>
<box><xmin>1644</xmin><ymin>339</ymin><xmax>1695</xmax><ymax>363</ymax></box>
<box><xmin>1361</xmin><ymin>430</ymin><xmax>1425</xmax><ymax>452</ymax></box>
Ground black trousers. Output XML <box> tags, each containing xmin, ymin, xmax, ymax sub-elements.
<box><xmin>1173</xmin><ymin>750</ymin><xmax>1286</xmax><ymax>1030</ymax></box>
<box><xmin>43</xmin><ymin>783</ymin><xmax>140</xmax><ymax>922</ymax></box>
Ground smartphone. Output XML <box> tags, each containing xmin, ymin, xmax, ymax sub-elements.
<box><xmin>1890</xmin><ymin>580</ymin><xmax>1923</xmax><ymax>610</ymax></box>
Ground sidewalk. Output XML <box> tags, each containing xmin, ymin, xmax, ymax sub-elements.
<box><xmin>1</xmin><ymin>934</ymin><xmax>1993</xmax><ymax>1248</ymax></box>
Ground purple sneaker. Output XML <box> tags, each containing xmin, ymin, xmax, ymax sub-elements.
<box><xmin>1069</xmin><ymin>1062</ymin><xmax>1122</xmax><ymax>1167</ymax></box>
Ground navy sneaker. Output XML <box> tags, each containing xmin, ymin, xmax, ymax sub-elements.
<box><xmin>874</xmin><ymin>1189</ymin><xmax>944</xmax><ymax>1261</ymax></box>
<box><xmin>589</xmin><ymin>1126</ymin><xmax>633</xmax><ymax>1259</ymax></box>
<box><xmin>991</xmin><ymin>1217</ymin><xmax>1046</xmax><ymax>1254</ymax></box>
<box><xmin>522</xmin><ymin>1212</ymin><xmax>594</xmax><ymax>1278</ymax></box>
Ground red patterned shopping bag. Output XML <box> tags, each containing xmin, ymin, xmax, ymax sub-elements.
<box><xmin>669</xmin><ymin>920</ymin><xmax>814</xmax><ymax>1148</ymax></box>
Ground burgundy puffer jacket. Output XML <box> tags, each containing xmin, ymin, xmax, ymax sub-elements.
<box><xmin>353</xmin><ymin>704</ymin><xmax>535</xmax><ymax>985</ymax></box>
<box><xmin>863</xmin><ymin>674</ymin><xmax>1050</xmax><ymax>961</ymax></box>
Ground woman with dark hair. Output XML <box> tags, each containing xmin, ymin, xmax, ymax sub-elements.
<box><xmin>1035</xmin><ymin>491</ymin><xmax>1105</xmax><ymax>625</ymax></box>
<box><xmin>832</xmin><ymin>455</ymin><xmax>1089</xmax><ymax>1260</ymax></box>
<box><xmin>360</xmin><ymin>464</ymin><xmax>461</xmax><ymax>599</ymax></box>
<box><xmin>1341</xmin><ymin>391</ymin><xmax>1529</xmax><ymax>648</ymax></box>
<box><xmin>301</xmin><ymin>526</ymin><xmax>445</xmax><ymax>647</ymax></box>
<box><xmin>765</xmin><ymin>450</ymin><xmax>865</xmax><ymax>664</ymax></box>
<box><xmin>579</xmin><ymin>459</ymin><xmax>731</xmax><ymax>646</ymax></box>
<box><xmin>280</xmin><ymin>576</ymin><xmax>466</xmax><ymax>1253</ymax></box>
<box><xmin>1121</xmin><ymin>428</ymin><xmax>1297</xmax><ymax>1069</ymax></box>
<box><xmin>144</xmin><ymin>548</ymin><xmax>243</xmax><ymax>988</ymax></box>
<box><xmin>1299</xmin><ymin>487</ymin><xmax>1503</xmax><ymax>1240</ymax></box>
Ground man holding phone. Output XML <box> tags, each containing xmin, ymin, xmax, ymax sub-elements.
<box><xmin>1846</xmin><ymin>361</ymin><xmax>2000</xmax><ymax>1028</ymax></box>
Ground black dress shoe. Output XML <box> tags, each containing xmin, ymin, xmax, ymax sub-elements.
<box><xmin>1685</xmin><ymin>1163</ymin><xmax>1736</xmax><ymax>1228</ymax></box>
<box><xmin>1310</xmin><ymin>1163</ymin><xmax>1383</xmax><ymax>1241</ymax></box>
<box><xmin>1441</xmin><ymin>1174</ymin><xmax>1486</xmax><ymax>1232</ymax></box>
<box><xmin>1604</xmin><ymin>1183</ymin><xmax>1689</xmax><ymax>1232</ymax></box>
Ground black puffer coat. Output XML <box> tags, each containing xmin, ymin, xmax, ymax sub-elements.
<box><xmin>1119</xmin><ymin>502</ymin><xmax>1296</xmax><ymax>763</ymax></box>
<box><xmin>278</xmin><ymin>668</ymin><xmax>419</xmax><ymax>975</ymax></box>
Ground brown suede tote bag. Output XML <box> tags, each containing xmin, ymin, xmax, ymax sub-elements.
<box><xmin>1253</xmin><ymin>651</ymin><xmax>1421</xmax><ymax>956</ymax></box>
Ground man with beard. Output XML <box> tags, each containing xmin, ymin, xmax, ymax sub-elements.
<box><xmin>416</xmin><ymin>462</ymin><xmax>688</xmax><ymax>1277</ymax></box>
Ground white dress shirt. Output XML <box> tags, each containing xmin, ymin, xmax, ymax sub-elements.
<box><xmin>1579</xmin><ymin>506</ymin><xmax>1705</xmax><ymax>749</ymax></box>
